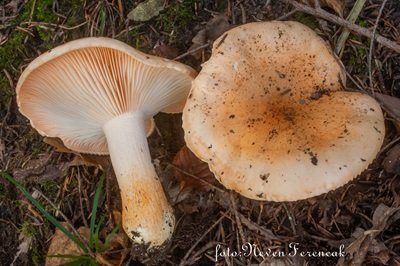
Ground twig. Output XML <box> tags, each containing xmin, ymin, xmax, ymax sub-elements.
<box><xmin>379</xmin><ymin>134</ymin><xmax>400</xmax><ymax>154</ymax></box>
<box><xmin>113</xmin><ymin>24</ymin><xmax>144</xmax><ymax>39</ymax></box>
<box><xmin>239</xmin><ymin>3</ymin><xmax>246</xmax><ymax>24</ymax></box>
<box><xmin>33</xmin><ymin>188</ymin><xmax>95</xmax><ymax>258</ymax></box>
<box><xmin>283</xmin><ymin>203</ymin><xmax>297</xmax><ymax>235</ymax></box>
<box><xmin>335</xmin><ymin>0</ymin><xmax>366</xmax><ymax>56</ymax></box>
<box><xmin>0</xmin><ymin>218</ymin><xmax>19</xmax><ymax>230</ymax></box>
<box><xmin>168</xmin><ymin>163</ymin><xmax>225</xmax><ymax>193</ymax></box>
<box><xmin>21</xmin><ymin>21</ymin><xmax>88</xmax><ymax>30</ymax></box>
<box><xmin>179</xmin><ymin>215</ymin><xmax>225</xmax><ymax>266</ymax></box>
<box><xmin>77</xmin><ymin>169</ymin><xmax>89</xmax><ymax>229</ymax></box>
<box><xmin>174</xmin><ymin>43</ymin><xmax>210</xmax><ymax>61</ymax></box>
<box><xmin>283</xmin><ymin>0</ymin><xmax>400</xmax><ymax>53</ymax></box>
<box><xmin>345</xmin><ymin>67</ymin><xmax>366</xmax><ymax>92</ymax></box>
<box><xmin>238</xmin><ymin>213</ymin><xmax>279</xmax><ymax>241</ymax></box>
<box><xmin>276</xmin><ymin>8</ymin><xmax>298</xmax><ymax>21</ymax></box>
<box><xmin>229</xmin><ymin>192</ymin><xmax>247</xmax><ymax>245</ymax></box>
<box><xmin>185</xmin><ymin>241</ymin><xmax>220</xmax><ymax>265</ymax></box>
<box><xmin>368</xmin><ymin>0</ymin><xmax>388</xmax><ymax>94</ymax></box>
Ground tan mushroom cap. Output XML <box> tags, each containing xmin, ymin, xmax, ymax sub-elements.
<box><xmin>183</xmin><ymin>21</ymin><xmax>385</xmax><ymax>201</ymax></box>
<box><xmin>17</xmin><ymin>37</ymin><xmax>196</xmax><ymax>155</ymax></box>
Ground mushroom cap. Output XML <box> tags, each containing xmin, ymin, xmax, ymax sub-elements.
<box><xmin>17</xmin><ymin>37</ymin><xmax>197</xmax><ymax>155</ymax></box>
<box><xmin>183</xmin><ymin>21</ymin><xmax>385</xmax><ymax>201</ymax></box>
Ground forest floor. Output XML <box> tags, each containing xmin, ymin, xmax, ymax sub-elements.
<box><xmin>0</xmin><ymin>0</ymin><xmax>400</xmax><ymax>265</ymax></box>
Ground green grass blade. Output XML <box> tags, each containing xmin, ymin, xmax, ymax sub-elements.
<box><xmin>104</xmin><ymin>223</ymin><xmax>120</xmax><ymax>248</ymax></box>
<box><xmin>94</xmin><ymin>216</ymin><xmax>105</xmax><ymax>252</ymax></box>
<box><xmin>335</xmin><ymin>0</ymin><xmax>367</xmax><ymax>55</ymax></box>
<box><xmin>1</xmin><ymin>172</ymin><xmax>88</xmax><ymax>253</ymax></box>
<box><xmin>89</xmin><ymin>172</ymin><xmax>105</xmax><ymax>249</ymax></box>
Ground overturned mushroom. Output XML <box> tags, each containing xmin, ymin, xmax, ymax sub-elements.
<box><xmin>183</xmin><ymin>21</ymin><xmax>385</xmax><ymax>201</ymax></box>
<box><xmin>16</xmin><ymin>37</ymin><xmax>197</xmax><ymax>246</ymax></box>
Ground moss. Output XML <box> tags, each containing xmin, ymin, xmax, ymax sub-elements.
<box><xmin>19</xmin><ymin>220</ymin><xmax>43</xmax><ymax>266</ymax></box>
<box><xmin>63</xmin><ymin>0</ymin><xmax>85</xmax><ymax>27</ymax></box>
<box><xmin>20</xmin><ymin>220</ymin><xmax>35</xmax><ymax>237</ymax></box>
<box><xmin>0</xmin><ymin>0</ymin><xmax>60</xmax><ymax>101</ymax></box>
<box><xmin>294</xmin><ymin>13</ymin><xmax>318</xmax><ymax>29</ymax></box>
<box><xmin>39</xmin><ymin>180</ymin><xmax>59</xmax><ymax>198</ymax></box>
<box><xmin>156</xmin><ymin>0</ymin><xmax>195</xmax><ymax>40</ymax></box>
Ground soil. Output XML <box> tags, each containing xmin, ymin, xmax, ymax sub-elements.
<box><xmin>1</xmin><ymin>0</ymin><xmax>400</xmax><ymax>265</ymax></box>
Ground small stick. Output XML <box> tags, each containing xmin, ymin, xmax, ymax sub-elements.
<box><xmin>335</xmin><ymin>0</ymin><xmax>366</xmax><ymax>56</ymax></box>
<box><xmin>283</xmin><ymin>203</ymin><xmax>297</xmax><ymax>235</ymax></box>
<box><xmin>33</xmin><ymin>188</ymin><xmax>95</xmax><ymax>257</ymax></box>
<box><xmin>168</xmin><ymin>163</ymin><xmax>225</xmax><ymax>193</ymax></box>
<box><xmin>276</xmin><ymin>9</ymin><xmax>298</xmax><ymax>21</ymax></box>
<box><xmin>229</xmin><ymin>192</ymin><xmax>247</xmax><ymax>246</ymax></box>
<box><xmin>239</xmin><ymin>212</ymin><xmax>279</xmax><ymax>241</ymax></box>
<box><xmin>179</xmin><ymin>215</ymin><xmax>225</xmax><ymax>266</ymax></box>
<box><xmin>368</xmin><ymin>0</ymin><xmax>388</xmax><ymax>94</ymax></box>
<box><xmin>283</xmin><ymin>0</ymin><xmax>400</xmax><ymax>53</ymax></box>
<box><xmin>174</xmin><ymin>43</ymin><xmax>210</xmax><ymax>61</ymax></box>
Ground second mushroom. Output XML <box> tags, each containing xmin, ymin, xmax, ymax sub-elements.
<box><xmin>16</xmin><ymin>37</ymin><xmax>197</xmax><ymax>247</ymax></box>
<box><xmin>183</xmin><ymin>21</ymin><xmax>385</xmax><ymax>201</ymax></box>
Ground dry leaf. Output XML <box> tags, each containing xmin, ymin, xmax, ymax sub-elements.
<box><xmin>46</xmin><ymin>221</ymin><xmax>129</xmax><ymax>266</ymax></box>
<box><xmin>172</xmin><ymin>145</ymin><xmax>215</xmax><ymax>191</ymax></box>
<box><xmin>383</xmin><ymin>144</ymin><xmax>400</xmax><ymax>174</ymax></box>
<box><xmin>204</xmin><ymin>14</ymin><xmax>231</xmax><ymax>42</ymax></box>
<box><xmin>151</xmin><ymin>42</ymin><xmax>179</xmax><ymax>59</ymax></box>
<box><xmin>188</xmin><ymin>14</ymin><xmax>231</xmax><ymax>59</ymax></box>
<box><xmin>12</xmin><ymin>153</ymin><xmax>66</xmax><ymax>182</ymax></box>
<box><xmin>43</xmin><ymin>137</ymin><xmax>74</xmax><ymax>153</ymax></box>
<box><xmin>45</xmin><ymin>223</ymin><xmax>89</xmax><ymax>266</ymax></box>
<box><xmin>300</xmin><ymin>0</ymin><xmax>344</xmax><ymax>16</ymax></box>
<box><xmin>44</xmin><ymin>137</ymin><xmax>110</xmax><ymax>169</ymax></box>
<box><xmin>367</xmin><ymin>240</ymin><xmax>390</xmax><ymax>265</ymax></box>
<box><xmin>375</xmin><ymin>93</ymin><xmax>400</xmax><ymax>130</ymax></box>
<box><xmin>338</xmin><ymin>204</ymin><xmax>400</xmax><ymax>265</ymax></box>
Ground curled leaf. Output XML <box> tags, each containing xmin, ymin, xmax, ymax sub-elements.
<box><xmin>45</xmin><ymin>223</ymin><xmax>89</xmax><ymax>266</ymax></box>
<box><xmin>172</xmin><ymin>145</ymin><xmax>215</xmax><ymax>191</ymax></box>
<box><xmin>44</xmin><ymin>137</ymin><xmax>110</xmax><ymax>169</ymax></box>
<box><xmin>383</xmin><ymin>144</ymin><xmax>400</xmax><ymax>175</ymax></box>
<box><xmin>188</xmin><ymin>14</ymin><xmax>231</xmax><ymax>59</ymax></box>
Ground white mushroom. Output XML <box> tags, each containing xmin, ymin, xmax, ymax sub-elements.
<box><xmin>16</xmin><ymin>37</ymin><xmax>197</xmax><ymax>246</ymax></box>
<box><xmin>183</xmin><ymin>21</ymin><xmax>385</xmax><ymax>201</ymax></box>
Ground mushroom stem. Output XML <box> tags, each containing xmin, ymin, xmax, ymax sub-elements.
<box><xmin>103</xmin><ymin>112</ymin><xmax>175</xmax><ymax>247</ymax></box>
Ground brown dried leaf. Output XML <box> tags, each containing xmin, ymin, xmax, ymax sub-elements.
<box><xmin>44</xmin><ymin>137</ymin><xmax>110</xmax><ymax>169</ymax></box>
<box><xmin>78</xmin><ymin>154</ymin><xmax>110</xmax><ymax>170</ymax></box>
<box><xmin>375</xmin><ymin>93</ymin><xmax>400</xmax><ymax>127</ymax></box>
<box><xmin>12</xmin><ymin>153</ymin><xmax>66</xmax><ymax>182</ymax></box>
<box><xmin>45</xmin><ymin>223</ymin><xmax>89</xmax><ymax>266</ymax></box>
<box><xmin>151</xmin><ymin>42</ymin><xmax>179</xmax><ymax>59</ymax></box>
<box><xmin>300</xmin><ymin>0</ymin><xmax>344</xmax><ymax>16</ymax></box>
<box><xmin>371</xmin><ymin>204</ymin><xmax>400</xmax><ymax>229</ymax></box>
<box><xmin>43</xmin><ymin>137</ymin><xmax>74</xmax><ymax>153</ymax></box>
<box><xmin>172</xmin><ymin>145</ymin><xmax>215</xmax><ymax>191</ymax></box>
<box><xmin>205</xmin><ymin>14</ymin><xmax>231</xmax><ymax>42</ymax></box>
<box><xmin>192</xmin><ymin>29</ymin><xmax>207</xmax><ymax>45</ymax></box>
<box><xmin>338</xmin><ymin>204</ymin><xmax>400</xmax><ymax>265</ymax></box>
<box><xmin>367</xmin><ymin>240</ymin><xmax>390</xmax><ymax>265</ymax></box>
<box><xmin>383</xmin><ymin>144</ymin><xmax>400</xmax><ymax>174</ymax></box>
<box><xmin>46</xmin><ymin>221</ymin><xmax>129</xmax><ymax>266</ymax></box>
<box><xmin>188</xmin><ymin>14</ymin><xmax>231</xmax><ymax>59</ymax></box>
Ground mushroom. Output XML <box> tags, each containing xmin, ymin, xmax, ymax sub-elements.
<box><xmin>16</xmin><ymin>37</ymin><xmax>197</xmax><ymax>246</ymax></box>
<box><xmin>183</xmin><ymin>21</ymin><xmax>385</xmax><ymax>201</ymax></box>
